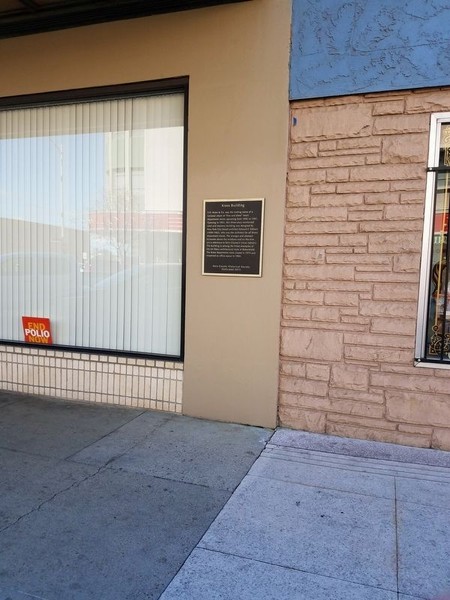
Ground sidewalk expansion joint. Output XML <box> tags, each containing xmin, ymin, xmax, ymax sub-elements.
<box><xmin>394</xmin><ymin>478</ymin><xmax>400</xmax><ymax>597</ymax></box>
<box><xmin>196</xmin><ymin>546</ymin><xmax>398</xmax><ymax>594</ymax></box>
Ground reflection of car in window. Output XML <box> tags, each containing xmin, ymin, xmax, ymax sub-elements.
<box><xmin>91</xmin><ymin>263</ymin><xmax>182</xmax><ymax>355</ymax></box>
<box><xmin>0</xmin><ymin>252</ymin><xmax>76</xmax><ymax>277</ymax></box>
<box><xmin>93</xmin><ymin>262</ymin><xmax>181</xmax><ymax>297</ymax></box>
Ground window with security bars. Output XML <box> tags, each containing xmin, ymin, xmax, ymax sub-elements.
<box><xmin>417</xmin><ymin>114</ymin><xmax>450</xmax><ymax>364</ymax></box>
<box><xmin>0</xmin><ymin>86</ymin><xmax>185</xmax><ymax>357</ymax></box>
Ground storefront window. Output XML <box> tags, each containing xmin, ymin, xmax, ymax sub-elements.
<box><xmin>417</xmin><ymin>114</ymin><xmax>450</xmax><ymax>363</ymax></box>
<box><xmin>0</xmin><ymin>87</ymin><xmax>185</xmax><ymax>357</ymax></box>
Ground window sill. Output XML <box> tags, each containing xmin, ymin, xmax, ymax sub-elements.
<box><xmin>414</xmin><ymin>359</ymin><xmax>450</xmax><ymax>370</ymax></box>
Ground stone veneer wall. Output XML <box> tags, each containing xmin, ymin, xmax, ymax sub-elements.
<box><xmin>0</xmin><ymin>345</ymin><xmax>183</xmax><ymax>412</ymax></box>
<box><xmin>280</xmin><ymin>87</ymin><xmax>450</xmax><ymax>451</ymax></box>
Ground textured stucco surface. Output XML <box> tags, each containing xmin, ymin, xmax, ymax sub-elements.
<box><xmin>291</xmin><ymin>0</ymin><xmax>450</xmax><ymax>100</ymax></box>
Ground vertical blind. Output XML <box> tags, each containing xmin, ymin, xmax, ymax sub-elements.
<box><xmin>0</xmin><ymin>92</ymin><xmax>184</xmax><ymax>356</ymax></box>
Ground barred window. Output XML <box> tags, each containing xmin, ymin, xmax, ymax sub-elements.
<box><xmin>416</xmin><ymin>113</ymin><xmax>450</xmax><ymax>364</ymax></box>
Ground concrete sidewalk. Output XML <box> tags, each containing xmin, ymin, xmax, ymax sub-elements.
<box><xmin>162</xmin><ymin>430</ymin><xmax>450</xmax><ymax>600</ymax></box>
<box><xmin>0</xmin><ymin>393</ymin><xmax>271</xmax><ymax>600</ymax></box>
<box><xmin>1</xmin><ymin>393</ymin><xmax>450</xmax><ymax>599</ymax></box>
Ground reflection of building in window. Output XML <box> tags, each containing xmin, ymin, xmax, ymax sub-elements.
<box><xmin>104</xmin><ymin>125</ymin><xmax>183</xmax><ymax>213</ymax></box>
<box><xmin>90</xmin><ymin>123</ymin><xmax>183</xmax><ymax>272</ymax></box>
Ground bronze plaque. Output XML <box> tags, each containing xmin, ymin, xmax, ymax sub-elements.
<box><xmin>203</xmin><ymin>199</ymin><xmax>264</xmax><ymax>276</ymax></box>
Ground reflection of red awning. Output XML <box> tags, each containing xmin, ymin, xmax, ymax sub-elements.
<box><xmin>89</xmin><ymin>212</ymin><xmax>183</xmax><ymax>232</ymax></box>
<box><xmin>435</xmin><ymin>212</ymin><xmax>449</xmax><ymax>234</ymax></box>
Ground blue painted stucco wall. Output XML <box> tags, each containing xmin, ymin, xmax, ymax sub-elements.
<box><xmin>290</xmin><ymin>0</ymin><xmax>450</xmax><ymax>100</ymax></box>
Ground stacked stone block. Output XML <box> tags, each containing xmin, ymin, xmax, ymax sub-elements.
<box><xmin>281</xmin><ymin>88</ymin><xmax>450</xmax><ymax>450</ymax></box>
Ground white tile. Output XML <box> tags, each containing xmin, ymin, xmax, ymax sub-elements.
<box><xmin>138</xmin><ymin>377</ymin><xmax>145</xmax><ymax>399</ymax></box>
<box><xmin>163</xmin><ymin>379</ymin><xmax>170</xmax><ymax>401</ymax></box>
<box><xmin>176</xmin><ymin>382</ymin><xmax>182</xmax><ymax>403</ymax></box>
<box><xmin>169</xmin><ymin>380</ymin><xmax>176</xmax><ymax>402</ymax></box>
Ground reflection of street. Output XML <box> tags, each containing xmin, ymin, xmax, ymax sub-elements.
<box><xmin>89</xmin><ymin>210</ymin><xmax>183</xmax><ymax>274</ymax></box>
<box><xmin>0</xmin><ymin>215</ymin><xmax>183</xmax><ymax>355</ymax></box>
<box><xmin>0</xmin><ymin>246</ymin><xmax>77</xmax><ymax>343</ymax></box>
<box><xmin>91</xmin><ymin>263</ymin><xmax>182</xmax><ymax>355</ymax></box>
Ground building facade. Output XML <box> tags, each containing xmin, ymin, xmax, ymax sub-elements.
<box><xmin>281</xmin><ymin>0</ymin><xmax>450</xmax><ymax>450</ymax></box>
<box><xmin>2</xmin><ymin>0</ymin><xmax>450</xmax><ymax>452</ymax></box>
<box><xmin>0</xmin><ymin>0</ymin><xmax>290</xmax><ymax>428</ymax></box>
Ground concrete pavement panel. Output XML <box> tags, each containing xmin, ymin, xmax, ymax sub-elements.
<box><xmin>107</xmin><ymin>415</ymin><xmax>272</xmax><ymax>491</ymax></box>
<box><xmin>0</xmin><ymin>447</ymin><xmax>97</xmax><ymax>530</ymax></box>
<box><xmin>0</xmin><ymin>396</ymin><xmax>143</xmax><ymax>459</ymax></box>
<box><xmin>161</xmin><ymin>548</ymin><xmax>398</xmax><ymax>600</ymax></box>
<box><xmin>69</xmin><ymin>410</ymin><xmax>174</xmax><ymax>467</ymax></box>
<box><xmin>396</xmin><ymin>477</ymin><xmax>450</xmax><ymax>510</ymax></box>
<box><xmin>397</xmin><ymin>501</ymin><xmax>450</xmax><ymax>599</ymax></box>
<box><xmin>0</xmin><ymin>467</ymin><xmax>230</xmax><ymax>600</ymax></box>
<box><xmin>0</xmin><ymin>392</ymin><xmax>22</xmax><ymax>409</ymax></box>
<box><xmin>0</xmin><ymin>585</ymin><xmax>48</xmax><ymax>599</ymax></box>
<box><xmin>200</xmin><ymin>475</ymin><xmax>397</xmax><ymax>590</ymax></box>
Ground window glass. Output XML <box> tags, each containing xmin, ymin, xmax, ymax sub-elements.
<box><xmin>422</xmin><ymin>120</ymin><xmax>450</xmax><ymax>361</ymax></box>
<box><xmin>0</xmin><ymin>92</ymin><xmax>184</xmax><ymax>356</ymax></box>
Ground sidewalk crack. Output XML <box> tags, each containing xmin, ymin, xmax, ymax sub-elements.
<box><xmin>0</xmin><ymin>464</ymin><xmax>106</xmax><ymax>535</ymax></box>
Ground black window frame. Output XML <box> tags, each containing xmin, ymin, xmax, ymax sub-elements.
<box><xmin>0</xmin><ymin>77</ymin><xmax>189</xmax><ymax>362</ymax></box>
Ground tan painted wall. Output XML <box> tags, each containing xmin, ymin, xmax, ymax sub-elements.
<box><xmin>0</xmin><ymin>1</ymin><xmax>291</xmax><ymax>427</ymax></box>
<box><xmin>282</xmin><ymin>87</ymin><xmax>450</xmax><ymax>450</ymax></box>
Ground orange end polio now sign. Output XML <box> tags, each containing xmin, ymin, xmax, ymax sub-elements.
<box><xmin>22</xmin><ymin>316</ymin><xmax>53</xmax><ymax>345</ymax></box>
